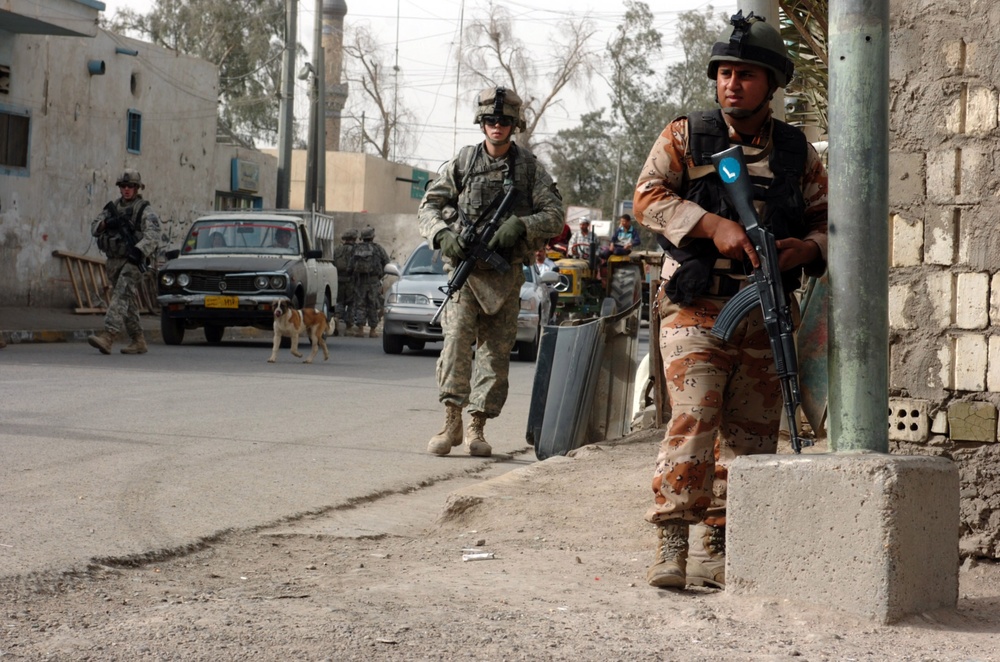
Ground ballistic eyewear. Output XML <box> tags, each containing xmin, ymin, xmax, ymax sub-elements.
<box><xmin>482</xmin><ymin>115</ymin><xmax>514</xmax><ymax>128</ymax></box>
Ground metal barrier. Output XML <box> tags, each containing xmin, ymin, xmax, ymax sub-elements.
<box><xmin>52</xmin><ymin>250</ymin><xmax>158</xmax><ymax>314</ymax></box>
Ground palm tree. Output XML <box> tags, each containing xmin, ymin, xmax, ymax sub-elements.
<box><xmin>779</xmin><ymin>0</ymin><xmax>829</xmax><ymax>134</ymax></box>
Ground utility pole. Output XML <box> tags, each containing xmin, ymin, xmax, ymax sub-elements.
<box><xmin>314</xmin><ymin>0</ymin><xmax>326</xmax><ymax>211</ymax></box>
<box><xmin>276</xmin><ymin>0</ymin><xmax>296</xmax><ymax>209</ymax></box>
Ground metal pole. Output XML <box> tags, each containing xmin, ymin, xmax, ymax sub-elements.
<box><xmin>315</xmin><ymin>0</ymin><xmax>326</xmax><ymax>211</ymax></box>
<box><xmin>827</xmin><ymin>0</ymin><xmax>890</xmax><ymax>452</ymax></box>
<box><xmin>304</xmin><ymin>71</ymin><xmax>316</xmax><ymax>211</ymax></box>
<box><xmin>276</xmin><ymin>0</ymin><xmax>296</xmax><ymax>209</ymax></box>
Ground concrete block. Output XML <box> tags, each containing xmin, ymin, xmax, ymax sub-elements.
<box><xmin>728</xmin><ymin>453</ymin><xmax>958</xmax><ymax>624</ymax></box>
<box><xmin>888</xmin><ymin>398</ymin><xmax>930</xmax><ymax>442</ymax></box>
<box><xmin>888</xmin><ymin>283</ymin><xmax>915</xmax><ymax>330</ymax></box>
<box><xmin>888</xmin><ymin>151</ymin><xmax>925</xmax><ymax>205</ymax></box>
<box><xmin>955</xmin><ymin>272</ymin><xmax>989</xmax><ymax>329</ymax></box>
<box><xmin>944</xmin><ymin>97</ymin><xmax>963</xmax><ymax>134</ymax></box>
<box><xmin>947</xmin><ymin>401</ymin><xmax>997</xmax><ymax>442</ymax></box>
<box><xmin>989</xmin><ymin>336</ymin><xmax>1000</xmax><ymax>393</ymax></box>
<box><xmin>924</xmin><ymin>207</ymin><xmax>957</xmax><ymax>266</ymax></box>
<box><xmin>965</xmin><ymin>86</ymin><xmax>999</xmax><ymax>135</ymax></box>
<box><xmin>926</xmin><ymin>150</ymin><xmax>958</xmax><ymax>203</ymax></box>
<box><xmin>941</xmin><ymin>40</ymin><xmax>965</xmax><ymax>76</ymax></box>
<box><xmin>932</xmin><ymin>410</ymin><xmax>948</xmax><ymax>435</ymax></box>
<box><xmin>925</xmin><ymin>271</ymin><xmax>954</xmax><ymax>331</ymax></box>
<box><xmin>959</xmin><ymin>149</ymin><xmax>991</xmax><ymax>202</ymax></box>
<box><xmin>990</xmin><ymin>273</ymin><xmax>1000</xmax><ymax>327</ymax></box>
<box><xmin>953</xmin><ymin>333</ymin><xmax>987</xmax><ymax>391</ymax></box>
<box><xmin>890</xmin><ymin>214</ymin><xmax>923</xmax><ymax>267</ymax></box>
<box><xmin>936</xmin><ymin>342</ymin><xmax>954</xmax><ymax>391</ymax></box>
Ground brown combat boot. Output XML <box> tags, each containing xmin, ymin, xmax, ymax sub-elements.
<box><xmin>87</xmin><ymin>329</ymin><xmax>115</xmax><ymax>355</ymax></box>
<box><xmin>465</xmin><ymin>412</ymin><xmax>492</xmax><ymax>457</ymax></box>
<box><xmin>345</xmin><ymin>325</ymin><xmax>361</xmax><ymax>337</ymax></box>
<box><xmin>687</xmin><ymin>523</ymin><xmax>725</xmax><ymax>588</ymax></box>
<box><xmin>120</xmin><ymin>333</ymin><xmax>148</xmax><ymax>355</ymax></box>
<box><xmin>427</xmin><ymin>403</ymin><xmax>464</xmax><ymax>455</ymax></box>
<box><xmin>367</xmin><ymin>326</ymin><xmax>380</xmax><ymax>338</ymax></box>
<box><xmin>647</xmin><ymin>521</ymin><xmax>689</xmax><ymax>588</ymax></box>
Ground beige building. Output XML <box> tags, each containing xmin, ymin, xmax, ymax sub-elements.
<box><xmin>0</xmin><ymin>0</ymin><xmax>276</xmax><ymax>307</ymax></box>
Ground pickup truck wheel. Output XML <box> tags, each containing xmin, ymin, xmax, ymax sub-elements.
<box><xmin>204</xmin><ymin>324</ymin><xmax>225</xmax><ymax>344</ymax></box>
<box><xmin>160</xmin><ymin>309</ymin><xmax>185</xmax><ymax>345</ymax></box>
<box><xmin>407</xmin><ymin>340</ymin><xmax>426</xmax><ymax>351</ymax></box>
<box><xmin>515</xmin><ymin>323</ymin><xmax>540</xmax><ymax>362</ymax></box>
<box><xmin>321</xmin><ymin>292</ymin><xmax>332</xmax><ymax>323</ymax></box>
<box><xmin>383</xmin><ymin>333</ymin><xmax>405</xmax><ymax>355</ymax></box>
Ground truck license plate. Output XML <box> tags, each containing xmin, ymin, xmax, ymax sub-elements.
<box><xmin>205</xmin><ymin>295</ymin><xmax>239</xmax><ymax>309</ymax></box>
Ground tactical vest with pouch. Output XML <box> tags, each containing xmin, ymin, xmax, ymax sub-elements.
<box><xmin>97</xmin><ymin>199</ymin><xmax>150</xmax><ymax>259</ymax></box>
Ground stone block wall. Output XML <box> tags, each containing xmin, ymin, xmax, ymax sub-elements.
<box><xmin>887</xmin><ymin>0</ymin><xmax>1000</xmax><ymax>558</ymax></box>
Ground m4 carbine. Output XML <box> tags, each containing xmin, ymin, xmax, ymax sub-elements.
<box><xmin>430</xmin><ymin>182</ymin><xmax>518</xmax><ymax>326</ymax></box>
<box><xmin>102</xmin><ymin>202</ymin><xmax>147</xmax><ymax>273</ymax></box>
<box><xmin>708</xmin><ymin>145</ymin><xmax>811</xmax><ymax>453</ymax></box>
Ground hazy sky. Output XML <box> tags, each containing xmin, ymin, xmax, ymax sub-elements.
<box><xmin>100</xmin><ymin>0</ymin><xmax>738</xmax><ymax>170</ymax></box>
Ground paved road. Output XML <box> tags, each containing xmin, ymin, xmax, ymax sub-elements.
<box><xmin>0</xmin><ymin>336</ymin><xmax>544</xmax><ymax>578</ymax></box>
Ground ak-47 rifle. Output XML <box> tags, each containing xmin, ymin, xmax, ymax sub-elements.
<box><xmin>708</xmin><ymin>145</ymin><xmax>811</xmax><ymax>453</ymax></box>
<box><xmin>430</xmin><ymin>181</ymin><xmax>518</xmax><ymax>326</ymax></box>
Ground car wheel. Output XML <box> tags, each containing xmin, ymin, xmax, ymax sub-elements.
<box><xmin>383</xmin><ymin>333</ymin><xmax>405</xmax><ymax>355</ymax></box>
<box><xmin>204</xmin><ymin>324</ymin><xmax>225</xmax><ymax>344</ymax></box>
<box><xmin>407</xmin><ymin>339</ymin><xmax>426</xmax><ymax>351</ymax></box>
<box><xmin>321</xmin><ymin>291</ymin><xmax>332</xmax><ymax>323</ymax></box>
<box><xmin>160</xmin><ymin>308</ymin><xmax>185</xmax><ymax>345</ymax></box>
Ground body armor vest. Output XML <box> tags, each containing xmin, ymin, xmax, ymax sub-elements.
<box><xmin>662</xmin><ymin>109</ymin><xmax>808</xmax><ymax>303</ymax></box>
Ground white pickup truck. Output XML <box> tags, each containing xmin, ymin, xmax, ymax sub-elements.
<box><xmin>156</xmin><ymin>210</ymin><xmax>339</xmax><ymax>345</ymax></box>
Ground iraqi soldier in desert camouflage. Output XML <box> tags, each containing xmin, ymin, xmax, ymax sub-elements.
<box><xmin>633</xmin><ymin>12</ymin><xmax>828</xmax><ymax>590</ymax></box>
<box><xmin>88</xmin><ymin>169</ymin><xmax>160</xmax><ymax>355</ymax></box>
<box><xmin>417</xmin><ymin>86</ymin><xmax>564</xmax><ymax>458</ymax></box>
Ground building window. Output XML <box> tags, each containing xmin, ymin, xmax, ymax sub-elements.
<box><xmin>126</xmin><ymin>109</ymin><xmax>142</xmax><ymax>153</ymax></box>
<box><xmin>0</xmin><ymin>108</ymin><xmax>29</xmax><ymax>171</ymax></box>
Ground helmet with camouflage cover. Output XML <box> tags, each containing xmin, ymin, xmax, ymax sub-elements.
<box><xmin>342</xmin><ymin>228</ymin><xmax>358</xmax><ymax>242</ymax></box>
<box><xmin>360</xmin><ymin>226</ymin><xmax>375</xmax><ymax>241</ymax></box>
<box><xmin>473</xmin><ymin>87</ymin><xmax>526</xmax><ymax>132</ymax></box>
<box><xmin>707</xmin><ymin>11</ymin><xmax>793</xmax><ymax>88</ymax></box>
<box><xmin>115</xmin><ymin>169</ymin><xmax>145</xmax><ymax>189</ymax></box>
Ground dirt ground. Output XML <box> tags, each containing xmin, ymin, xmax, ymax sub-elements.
<box><xmin>3</xmin><ymin>431</ymin><xmax>1000</xmax><ymax>661</ymax></box>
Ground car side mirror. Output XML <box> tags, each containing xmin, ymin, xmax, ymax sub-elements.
<box><xmin>305</xmin><ymin>249</ymin><xmax>323</xmax><ymax>259</ymax></box>
<box><xmin>165</xmin><ymin>249</ymin><xmax>180</xmax><ymax>260</ymax></box>
<box><xmin>384</xmin><ymin>263</ymin><xmax>401</xmax><ymax>278</ymax></box>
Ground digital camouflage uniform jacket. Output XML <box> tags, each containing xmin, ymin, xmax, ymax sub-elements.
<box><xmin>417</xmin><ymin>142</ymin><xmax>564</xmax><ymax>313</ymax></box>
<box><xmin>91</xmin><ymin>195</ymin><xmax>161</xmax><ymax>261</ymax></box>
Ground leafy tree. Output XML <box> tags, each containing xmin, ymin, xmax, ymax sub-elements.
<box><xmin>108</xmin><ymin>0</ymin><xmax>287</xmax><ymax>147</ymax></box>
<box><xmin>340</xmin><ymin>24</ymin><xmax>415</xmax><ymax>160</ymax></box>
<box><xmin>459</xmin><ymin>2</ymin><xmax>599</xmax><ymax>153</ymax></box>
<box><xmin>548</xmin><ymin>111</ymin><xmax>617</xmax><ymax>212</ymax></box>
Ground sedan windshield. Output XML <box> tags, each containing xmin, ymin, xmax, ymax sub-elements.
<box><xmin>403</xmin><ymin>244</ymin><xmax>447</xmax><ymax>276</ymax></box>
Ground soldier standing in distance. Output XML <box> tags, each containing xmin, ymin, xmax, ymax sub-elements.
<box><xmin>88</xmin><ymin>169</ymin><xmax>160</xmax><ymax>355</ymax></box>
<box><xmin>633</xmin><ymin>12</ymin><xmax>829</xmax><ymax>590</ymax></box>
<box><xmin>347</xmin><ymin>226</ymin><xmax>389</xmax><ymax>338</ymax></box>
<box><xmin>417</xmin><ymin>87</ymin><xmax>564</xmax><ymax>457</ymax></box>
<box><xmin>332</xmin><ymin>228</ymin><xmax>357</xmax><ymax>336</ymax></box>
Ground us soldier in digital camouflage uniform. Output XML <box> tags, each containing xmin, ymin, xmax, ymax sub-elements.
<box><xmin>346</xmin><ymin>226</ymin><xmax>390</xmax><ymax>338</ymax></box>
<box><xmin>633</xmin><ymin>12</ymin><xmax>828</xmax><ymax>590</ymax></box>
<box><xmin>332</xmin><ymin>228</ymin><xmax>357</xmax><ymax>336</ymax></box>
<box><xmin>417</xmin><ymin>87</ymin><xmax>564</xmax><ymax>457</ymax></box>
<box><xmin>88</xmin><ymin>169</ymin><xmax>161</xmax><ymax>355</ymax></box>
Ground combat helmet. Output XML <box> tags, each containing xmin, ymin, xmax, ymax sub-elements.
<box><xmin>473</xmin><ymin>87</ymin><xmax>526</xmax><ymax>132</ymax></box>
<box><xmin>342</xmin><ymin>228</ymin><xmax>358</xmax><ymax>241</ymax></box>
<box><xmin>360</xmin><ymin>226</ymin><xmax>375</xmax><ymax>241</ymax></box>
<box><xmin>115</xmin><ymin>169</ymin><xmax>145</xmax><ymax>189</ymax></box>
<box><xmin>707</xmin><ymin>11</ymin><xmax>794</xmax><ymax>88</ymax></box>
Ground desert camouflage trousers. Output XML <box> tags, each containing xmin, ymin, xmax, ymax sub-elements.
<box><xmin>351</xmin><ymin>275</ymin><xmax>383</xmax><ymax>328</ymax></box>
<box><xmin>646</xmin><ymin>295</ymin><xmax>782</xmax><ymax>527</ymax></box>
<box><xmin>104</xmin><ymin>258</ymin><xmax>144</xmax><ymax>338</ymax></box>
<box><xmin>436</xmin><ymin>282</ymin><xmax>519</xmax><ymax>418</ymax></box>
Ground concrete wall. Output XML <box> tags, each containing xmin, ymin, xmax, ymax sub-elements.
<box><xmin>885</xmin><ymin>0</ymin><xmax>1000</xmax><ymax>559</ymax></box>
<box><xmin>0</xmin><ymin>27</ymin><xmax>276</xmax><ymax>307</ymax></box>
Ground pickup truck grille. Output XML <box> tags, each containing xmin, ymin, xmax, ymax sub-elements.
<box><xmin>188</xmin><ymin>274</ymin><xmax>258</xmax><ymax>293</ymax></box>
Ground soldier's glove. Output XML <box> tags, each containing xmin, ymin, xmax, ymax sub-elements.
<box><xmin>487</xmin><ymin>216</ymin><xmax>525</xmax><ymax>250</ymax></box>
<box><xmin>125</xmin><ymin>246</ymin><xmax>145</xmax><ymax>267</ymax></box>
<box><xmin>104</xmin><ymin>216</ymin><xmax>122</xmax><ymax>232</ymax></box>
<box><xmin>435</xmin><ymin>228</ymin><xmax>467</xmax><ymax>261</ymax></box>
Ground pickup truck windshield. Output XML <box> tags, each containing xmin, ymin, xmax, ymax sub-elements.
<box><xmin>182</xmin><ymin>220</ymin><xmax>300</xmax><ymax>255</ymax></box>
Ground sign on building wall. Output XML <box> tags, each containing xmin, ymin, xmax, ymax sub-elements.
<box><xmin>410</xmin><ymin>168</ymin><xmax>431</xmax><ymax>199</ymax></box>
<box><xmin>231</xmin><ymin>158</ymin><xmax>260</xmax><ymax>193</ymax></box>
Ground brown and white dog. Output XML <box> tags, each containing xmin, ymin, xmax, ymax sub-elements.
<box><xmin>268</xmin><ymin>297</ymin><xmax>332</xmax><ymax>364</ymax></box>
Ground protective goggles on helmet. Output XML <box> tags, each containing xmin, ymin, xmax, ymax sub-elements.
<box><xmin>482</xmin><ymin>115</ymin><xmax>514</xmax><ymax>127</ymax></box>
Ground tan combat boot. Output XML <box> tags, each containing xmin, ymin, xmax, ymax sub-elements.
<box><xmin>647</xmin><ymin>521</ymin><xmax>689</xmax><ymax>588</ymax></box>
<box><xmin>345</xmin><ymin>325</ymin><xmax>361</xmax><ymax>337</ymax></box>
<box><xmin>465</xmin><ymin>412</ymin><xmax>492</xmax><ymax>457</ymax></box>
<box><xmin>120</xmin><ymin>333</ymin><xmax>148</xmax><ymax>355</ymax></box>
<box><xmin>87</xmin><ymin>329</ymin><xmax>116</xmax><ymax>355</ymax></box>
<box><xmin>367</xmin><ymin>326</ymin><xmax>380</xmax><ymax>338</ymax></box>
<box><xmin>687</xmin><ymin>523</ymin><xmax>725</xmax><ymax>588</ymax></box>
<box><xmin>427</xmin><ymin>403</ymin><xmax>464</xmax><ymax>455</ymax></box>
